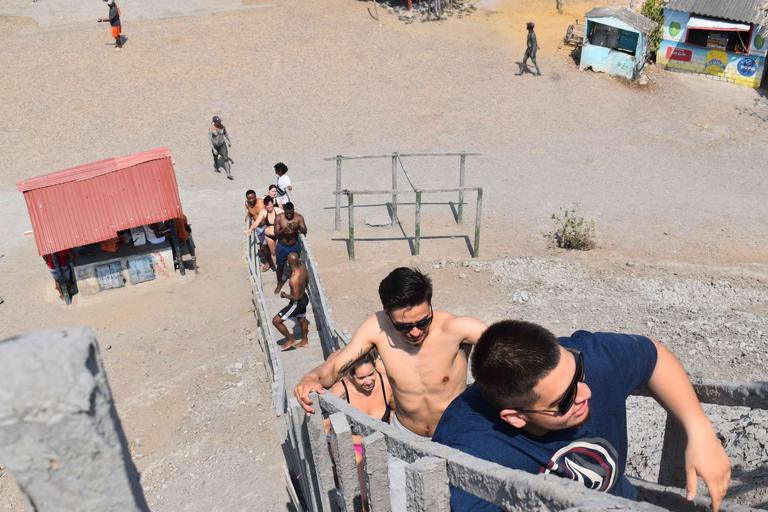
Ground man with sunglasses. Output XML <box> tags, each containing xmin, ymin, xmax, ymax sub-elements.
<box><xmin>294</xmin><ymin>267</ymin><xmax>487</xmax><ymax>437</ymax></box>
<box><xmin>433</xmin><ymin>320</ymin><xmax>730</xmax><ymax>511</ymax></box>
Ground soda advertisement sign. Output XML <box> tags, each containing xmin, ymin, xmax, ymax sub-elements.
<box><xmin>705</xmin><ymin>50</ymin><xmax>728</xmax><ymax>74</ymax></box>
<box><xmin>666</xmin><ymin>47</ymin><xmax>692</xmax><ymax>62</ymax></box>
<box><xmin>663</xmin><ymin>10</ymin><xmax>689</xmax><ymax>42</ymax></box>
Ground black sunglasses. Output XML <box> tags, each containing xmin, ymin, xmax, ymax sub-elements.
<box><xmin>390</xmin><ymin>306</ymin><xmax>434</xmax><ymax>334</ymax></box>
<box><xmin>514</xmin><ymin>348</ymin><xmax>584</xmax><ymax>416</ymax></box>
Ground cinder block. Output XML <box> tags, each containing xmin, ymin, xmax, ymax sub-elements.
<box><xmin>0</xmin><ymin>327</ymin><xmax>150</xmax><ymax>512</ymax></box>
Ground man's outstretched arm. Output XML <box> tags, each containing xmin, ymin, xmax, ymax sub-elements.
<box><xmin>293</xmin><ymin>315</ymin><xmax>378</xmax><ymax>414</ymax></box>
<box><xmin>444</xmin><ymin>315</ymin><xmax>488</xmax><ymax>345</ymax></box>
<box><xmin>646</xmin><ymin>339</ymin><xmax>731</xmax><ymax>512</ymax></box>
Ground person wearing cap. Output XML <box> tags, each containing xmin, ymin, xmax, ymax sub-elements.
<box><xmin>209</xmin><ymin>116</ymin><xmax>232</xmax><ymax>179</ymax></box>
<box><xmin>98</xmin><ymin>0</ymin><xmax>122</xmax><ymax>49</ymax></box>
<box><xmin>517</xmin><ymin>21</ymin><xmax>540</xmax><ymax>76</ymax></box>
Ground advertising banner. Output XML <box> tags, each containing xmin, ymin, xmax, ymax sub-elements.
<box><xmin>666</xmin><ymin>46</ymin><xmax>693</xmax><ymax>62</ymax></box>
<box><xmin>750</xmin><ymin>28</ymin><xmax>767</xmax><ymax>57</ymax></box>
<box><xmin>663</xmin><ymin>10</ymin><xmax>689</xmax><ymax>42</ymax></box>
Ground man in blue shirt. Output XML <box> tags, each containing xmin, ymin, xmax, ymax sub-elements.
<box><xmin>432</xmin><ymin>320</ymin><xmax>731</xmax><ymax>511</ymax></box>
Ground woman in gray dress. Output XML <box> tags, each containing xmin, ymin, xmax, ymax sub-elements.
<box><xmin>209</xmin><ymin>116</ymin><xmax>232</xmax><ymax>179</ymax></box>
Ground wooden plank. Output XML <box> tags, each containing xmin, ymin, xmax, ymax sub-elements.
<box><xmin>323</xmin><ymin>153</ymin><xmax>480</xmax><ymax>161</ymax></box>
<box><xmin>332</xmin><ymin>187</ymin><xmax>479</xmax><ymax>195</ymax></box>
<box><xmin>457</xmin><ymin>154</ymin><xmax>465</xmax><ymax>225</ymax></box>
<box><xmin>335</xmin><ymin>157</ymin><xmax>342</xmax><ymax>232</ymax></box>
<box><xmin>329</xmin><ymin>412</ymin><xmax>362</xmax><ymax>511</ymax></box>
<box><xmin>348</xmin><ymin>194</ymin><xmax>355</xmax><ymax>261</ymax></box>
<box><xmin>473</xmin><ymin>188</ymin><xmax>483</xmax><ymax>258</ymax></box>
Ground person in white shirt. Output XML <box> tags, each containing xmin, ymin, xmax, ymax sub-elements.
<box><xmin>274</xmin><ymin>162</ymin><xmax>292</xmax><ymax>204</ymax></box>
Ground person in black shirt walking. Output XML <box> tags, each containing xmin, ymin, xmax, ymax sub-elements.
<box><xmin>517</xmin><ymin>21</ymin><xmax>540</xmax><ymax>76</ymax></box>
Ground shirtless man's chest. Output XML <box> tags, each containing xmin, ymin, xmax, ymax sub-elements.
<box><xmin>374</xmin><ymin>312</ymin><xmax>471</xmax><ymax>437</ymax></box>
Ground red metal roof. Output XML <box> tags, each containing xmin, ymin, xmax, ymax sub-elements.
<box><xmin>17</xmin><ymin>148</ymin><xmax>183</xmax><ymax>256</ymax></box>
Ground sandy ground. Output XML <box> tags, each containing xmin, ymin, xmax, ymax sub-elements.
<box><xmin>1</xmin><ymin>0</ymin><xmax>768</xmax><ymax>509</ymax></box>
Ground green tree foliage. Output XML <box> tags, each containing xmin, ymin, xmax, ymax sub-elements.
<box><xmin>641</xmin><ymin>0</ymin><xmax>665</xmax><ymax>61</ymax></box>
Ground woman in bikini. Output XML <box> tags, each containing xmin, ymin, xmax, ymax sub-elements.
<box><xmin>324</xmin><ymin>351</ymin><xmax>394</xmax><ymax>511</ymax></box>
<box><xmin>267</xmin><ymin>184</ymin><xmax>283</xmax><ymax>209</ymax></box>
<box><xmin>245</xmin><ymin>196</ymin><xmax>283</xmax><ymax>271</ymax></box>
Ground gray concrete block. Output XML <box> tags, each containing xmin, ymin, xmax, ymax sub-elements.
<box><xmin>362</xmin><ymin>431</ymin><xmax>391</xmax><ymax>512</ymax></box>
<box><xmin>0</xmin><ymin>327</ymin><xmax>149</xmax><ymax>512</ymax></box>
<box><xmin>405</xmin><ymin>456</ymin><xmax>450</xmax><ymax>511</ymax></box>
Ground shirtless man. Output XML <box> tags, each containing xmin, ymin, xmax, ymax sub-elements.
<box><xmin>274</xmin><ymin>253</ymin><xmax>310</xmax><ymax>350</ymax></box>
<box><xmin>294</xmin><ymin>267</ymin><xmax>487</xmax><ymax>437</ymax></box>
<box><xmin>273</xmin><ymin>202</ymin><xmax>307</xmax><ymax>294</ymax></box>
<box><xmin>244</xmin><ymin>189</ymin><xmax>269</xmax><ymax>271</ymax></box>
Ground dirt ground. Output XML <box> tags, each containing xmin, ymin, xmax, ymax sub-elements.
<box><xmin>1</xmin><ymin>0</ymin><xmax>767</xmax><ymax>509</ymax></box>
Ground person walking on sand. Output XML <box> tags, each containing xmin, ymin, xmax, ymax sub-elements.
<box><xmin>274</xmin><ymin>253</ymin><xmax>310</xmax><ymax>350</ymax></box>
<box><xmin>517</xmin><ymin>22</ymin><xmax>540</xmax><ymax>76</ymax></box>
<box><xmin>209</xmin><ymin>116</ymin><xmax>232</xmax><ymax>179</ymax></box>
<box><xmin>98</xmin><ymin>0</ymin><xmax>122</xmax><ymax>49</ymax></box>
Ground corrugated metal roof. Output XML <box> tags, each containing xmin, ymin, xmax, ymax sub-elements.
<box><xmin>663</xmin><ymin>0</ymin><xmax>766</xmax><ymax>24</ymax></box>
<box><xmin>17</xmin><ymin>147</ymin><xmax>183</xmax><ymax>256</ymax></box>
<box><xmin>585</xmin><ymin>6</ymin><xmax>658</xmax><ymax>34</ymax></box>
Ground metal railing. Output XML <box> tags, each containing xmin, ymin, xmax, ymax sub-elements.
<box><xmin>244</xmin><ymin>199</ymin><xmax>767</xmax><ymax>512</ymax></box>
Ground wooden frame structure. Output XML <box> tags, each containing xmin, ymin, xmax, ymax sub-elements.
<box><xmin>325</xmin><ymin>152</ymin><xmax>482</xmax><ymax>260</ymax></box>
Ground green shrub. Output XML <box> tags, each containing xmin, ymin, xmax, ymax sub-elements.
<box><xmin>551</xmin><ymin>203</ymin><xmax>595</xmax><ymax>250</ymax></box>
<box><xmin>641</xmin><ymin>0</ymin><xmax>665</xmax><ymax>61</ymax></box>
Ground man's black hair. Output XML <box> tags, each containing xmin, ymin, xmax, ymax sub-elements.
<box><xmin>471</xmin><ymin>320</ymin><xmax>561</xmax><ymax>411</ymax></box>
<box><xmin>284</xmin><ymin>202</ymin><xmax>294</xmax><ymax>210</ymax></box>
<box><xmin>263</xmin><ymin>196</ymin><xmax>273</xmax><ymax>206</ymax></box>
<box><xmin>269</xmin><ymin>184</ymin><xmax>277</xmax><ymax>191</ymax></box>
<box><xmin>274</xmin><ymin>162</ymin><xmax>288</xmax><ymax>174</ymax></box>
<box><xmin>246</xmin><ymin>189</ymin><xmax>256</xmax><ymax>197</ymax></box>
<box><xmin>378</xmin><ymin>267</ymin><xmax>432</xmax><ymax>314</ymax></box>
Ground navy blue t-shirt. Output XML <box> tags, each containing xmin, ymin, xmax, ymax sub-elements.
<box><xmin>432</xmin><ymin>331</ymin><xmax>657</xmax><ymax>511</ymax></box>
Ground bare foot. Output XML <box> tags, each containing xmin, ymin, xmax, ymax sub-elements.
<box><xmin>280</xmin><ymin>339</ymin><xmax>297</xmax><ymax>351</ymax></box>
<box><xmin>274</xmin><ymin>284</ymin><xmax>284</xmax><ymax>295</ymax></box>
<box><xmin>261</xmin><ymin>263</ymin><xmax>271</xmax><ymax>272</ymax></box>
<box><xmin>293</xmin><ymin>340</ymin><xmax>309</xmax><ymax>348</ymax></box>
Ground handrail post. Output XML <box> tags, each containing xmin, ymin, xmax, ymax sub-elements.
<box><xmin>348</xmin><ymin>193</ymin><xmax>355</xmax><ymax>261</ymax></box>
<box><xmin>415</xmin><ymin>190</ymin><xmax>422</xmax><ymax>256</ymax></box>
<box><xmin>458</xmin><ymin>154</ymin><xmax>466</xmax><ymax>224</ymax></box>
<box><xmin>391</xmin><ymin>154</ymin><xmax>398</xmax><ymax>226</ymax></box>
<box><xmin>473</xmin><ymin>188</ymin><xmax>483</xmax><ymax>258</ymax></box>
<box><xmin>658</xmin><ymin>414</ymin><xmax>688</xmax><ymax>488</ymax></box>
<box><xmin>335</xmin><ymin>156</ymin><xmax>342</xmax><ymax>231</ymax></box>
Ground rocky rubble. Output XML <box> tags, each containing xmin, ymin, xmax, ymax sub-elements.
<box><xmin>470</xmin><ymin>255</ymin><xmax>767</xmax><ymax>509</ymax></box>
<box><xmin>380</xmin><ymin>0</ymin><xmax>476</xmax><ymax>24</ymax></box>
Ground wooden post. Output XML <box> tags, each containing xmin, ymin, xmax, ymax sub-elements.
<box><xmin>52</xmin><ymin>253</ymin><xmax>71</xmax><ymax>305</ymax></box>
<box><xmin>415</xmin><ymin>190</ymin><xmax>422</xmax><ymax>256</ymax></box>
<box><xmin>391</xmin><ymin>155</ymin><xmax>398</xmax><ymax>226</ymax></box>
<box><xmin>329</xmin><ymin>412</ymin><xmax>361</xmax><ymax>511</ymax></box>
<box><xmin>457</xmin><ymin>154</ymin><xmax>466</xmax><ymax>224</ymax></box>
<box><xmin>335</xmin><ymin>156</ymin><xmax>343</xmax><ymax>231</ymax></box>
<box><xmin>290</xmin><ymin>402</ymin><xmax>318</xmax><ymax>512</ymax></box>
<box><xmin>168</xmin><ymin>220</ymin><xmax>185</xmax><ymax>276</ymax></box>
<box><xmin>473</xmin><ymin>188</ymin><xmax>483</xmax><ymax>258</ymax></box>
<box><xmin>658</xmin><ymin>414</ymin><xmax>688</xmax><ymax>488</ymax></box>
<box><xmin>407</xmin><ymin>0</ymin><xmax>412</xmax><ymax>10</ymax></box>
<box><xmin>348</xmin><ymin>193</ymin><xmax>355</xmax><ymax>261</ymax></box>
